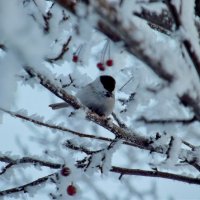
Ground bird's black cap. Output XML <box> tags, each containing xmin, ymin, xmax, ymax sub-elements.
<box><xmin>100</xmin><ymin>75</ymin><xmax>116</xmax><ymax>92</ymax></box>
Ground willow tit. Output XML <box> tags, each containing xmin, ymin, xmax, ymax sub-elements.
<box><xmin>49</xmin><ymin>75</ymin><xmax>116</xmax><ymax>116</ymax></box>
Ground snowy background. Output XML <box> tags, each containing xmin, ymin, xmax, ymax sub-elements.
<box><xmin>0</xmin><ymin>0</ymin><xmax>200</xmax><ymax>199</ymax></box>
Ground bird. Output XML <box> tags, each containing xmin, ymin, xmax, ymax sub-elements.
<box><xmin>49</xmin><ymin>75</ymin><xmax>116</xmax><ymax>117</ymax></box>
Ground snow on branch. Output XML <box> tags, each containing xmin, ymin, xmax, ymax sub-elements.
<box><xmin>45</xmin><ymin>36</ymin><xmax>72</xmax><ymax>63</ymax></box>
<box><xmin>137</xmin><ymin>115</ymin><xmax>197</xmax><ymax>124</ymax></box>
<box><xmin>0</xmin><ymin>107</ymin><xmax>136</xmax><ymax>148</ymax></box>
<box><xmin>0</xmin><ymin>156</ymin><xmax>61</xmax><ymax>176</ymax></box>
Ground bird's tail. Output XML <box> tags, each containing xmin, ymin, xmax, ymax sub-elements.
<box><xmin>49</xmin><ymin>102</ymin><xmax>69</xmax><ymax>110</ymax></box>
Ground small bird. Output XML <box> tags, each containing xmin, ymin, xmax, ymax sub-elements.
<box><xmin>49</xmin><ymin>75</ymin><xmax>116</xmax><ymax>116</ymax></box>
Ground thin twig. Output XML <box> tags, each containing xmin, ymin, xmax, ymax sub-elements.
<box><xmin>0</xmin><ymin>156</ymin><xmax>61</xmax><ymax>169</ymax></box>
<box><xmin>0</xmin><ymin>107</ymin><xmax>135</xmax><ymax>148</ymax></box>
<box><xmin>111</xmin><ymin>166</ymin><xmax>200</xmax><ymax>185</ymax></box>
<box><xmin>137</xmin><ymin>116</ymin><xmax>197</xmax><ymax>124</ymax></box>
<box><xmin>46</xmin><ymin>36</ymin><xmax>72</xmax><ymax>63</ymax></box>
<box><xmin>0</xmin><ymin>173</ymin><xmax>57</xmax><ymax>196</ymax></box>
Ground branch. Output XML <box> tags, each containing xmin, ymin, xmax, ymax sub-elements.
<box><xmin>112</xmin><ymin>112</ymin><xmax>127</xmax><ymax>129</ymax></box>
<box><xmin>179</xmin><ymin>93</ymin><xmax>200</xmax><ymax>120</ymax></box>
<box><xmin>0</xmin><ymin>107</ymin><xmax>135</xmax><ymax>147</ymax></box>
<box><xmin>0</xmin><ymin>173</ymin><xmax>56</xmax><ymax>196</ymax></box>
<box><xmin>0</xmin><ymin>156</ymin><xmax>61</xmax><ymax>176</ymax></box>
<box><xmin>111</xmin><ymin>166</ymin><xmax>200</xmax><ymax>185</ymax></box>
<box><xmin>137</xmin><ymin>116</ymin><xmax>197</xmax><ymax>124</ymax></box>
<box><xmin>134</xmin><ymin>6</ymin><xmax>174</xmax><ymax>35</ymax></box>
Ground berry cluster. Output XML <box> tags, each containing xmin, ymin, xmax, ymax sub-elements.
<box><xmin>72</xmin><ymin>41</ymin><xmax>114</xmax><ymax>71</ymax></box>
<box><xmin>97</xmin><ymin>59</ymin><xmax>113</xmax><ymax>71</ymax></box>
<box><xmin>96</xmin><ymin>40</ymin><xmax>114</xmax><ymax>71</ymax></box>
<box><xmin>60</xmin><ymin>167</ymin><xmax>77</xmax><ymax>196</ymax></box>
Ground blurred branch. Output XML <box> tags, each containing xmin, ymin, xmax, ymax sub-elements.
<box><xmin>166</xmin><ymin>0</ymin><xmax>200</xmax><ymax>79</ymax></box>
<box><xmin>112</xmin><ymin>112</ymin><xmax>127</xmax><ymax>129</ymax></box>
<box><xmin>111</xmin><ymin>166</ymin><xmax>200</xmax><ymax>185</ymax></box>
<box><xmin>46</xmin><ymin>36</ymin><xmax>72</xmax><ymax>63</ymax></box>
<box><xmin>137</xmin><ymin>115</ymin><xmax>197</xmax><ymax>124</ymax></box>
<box><xmin>134</xmin><ymin>4</ymin><xmax>200</xmax><ymax>36</ymax></box>
<box><xmin>0</xmin><ymin>173</ymin><xmax>57</xmax><ymax>196</ymax></box>
<box><xmin>64</xmin><ymin>140</ymin><xmax>103</xmax><ymax>154</ymax></box>
<box><xmin>196</xmin><ymin>0</ymin><xmax>200</xmax><ymax>17</ymax></box>
<box><xmin>0</xmin><ymin>156</ymin><xmax>61</xmax><ymax>175</ymax></box>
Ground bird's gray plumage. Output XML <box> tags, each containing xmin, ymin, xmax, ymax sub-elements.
<box><xmin>49</xmin><ymin>75</ymin><xmax>115</xmax><ymax>116</ymax></box>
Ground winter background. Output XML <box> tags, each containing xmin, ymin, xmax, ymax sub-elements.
<box><xmin>0</xmin><ymin>0</ymin><xmax>200</xmax><ymax>199</ymax></box>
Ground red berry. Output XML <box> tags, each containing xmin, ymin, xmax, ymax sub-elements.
<box><xmin>67</xmin><ymin>184</ymin><xmax>76</xmax><ymax>196</ymax></box>
<box><xmin>97</xmin><ymin>62</ymin><xmax>105</xmax><ymax>71</ymax></box>
<box><xmin>72</xmin><ymin>55</ymin><xmax>78</xmax><ymax>63</ymax></box>
<box><xmin>61</xmin><ymin>167</ymin><xmax>71</xmax><ymax>176</ymax></box>
<box><xmin>106</xmin><ymin>59</ymin><xmax>113</xmax><ymax>66</ymax></box>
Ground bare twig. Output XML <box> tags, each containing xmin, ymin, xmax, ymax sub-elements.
<box><xmin>111</xmin><ymin>166</ymin><xmax>200</xmax><ymax>185</ymax></box>
<box><xmin>0</xmin><ymin>107</ymin><xmax>135</xmax><ymax>148</ymax></box>
<box><xmin>179</xmin><ymin>93</ymin><xmax>200</xmax><ymax>120</ymax></box>
<box><xmin>0</xmin><ymin>156</ymin><xmax>61</xmax><ymax>169</ymax></box>
<box><xmin>46</xmin><ymin>36</ymin><xmax>72</xmax><ymax>63</ymax></box>
<box><xmin>112</xmin><ymin>112</ymin><xmax>127</xmax><ymax>129</ymax></box>
<box><xmin>64</xmin><ymin>140</ymin><xmax>103</xmax><ymax>155</ymax></box>
<box><xmin>0</xmin><ymin>163</ymin><xmax>13</xmax><ymax>175</ymax></box>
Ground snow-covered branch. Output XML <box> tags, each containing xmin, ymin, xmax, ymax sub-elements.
<box><xmin>0</xmin><ymin>173</ymin><xmax>57</xmax><ymax>196</ymax></box>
